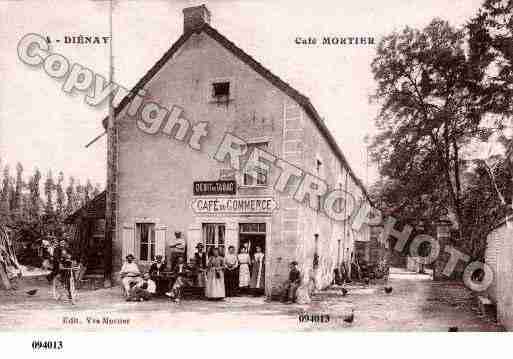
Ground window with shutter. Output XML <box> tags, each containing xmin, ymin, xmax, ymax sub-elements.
<box><xmin>136</xmin><ymin>223</ymin><xmax>156</xmax><ymax>261</ymax></box>
<box><xmin>122</xmin><ymin>224</ymin><xmax>135</xmax><ymax>260</ymax></box>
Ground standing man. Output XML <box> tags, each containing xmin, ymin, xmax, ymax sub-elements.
<box><xmin>194</xmin><ymin>243</ymin><xmax>207</xmax><ymax>288</ymax></box>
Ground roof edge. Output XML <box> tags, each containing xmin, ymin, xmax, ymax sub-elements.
<box><xmin>100</xmin><ymin>24</ymin><xmax>372</xmax><ymax>203</ymax></box>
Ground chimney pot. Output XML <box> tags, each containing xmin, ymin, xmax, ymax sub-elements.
<box><xmin>183</xmin><ymin>5</ymin><xmax>211</xmax><ymax>33</ymax></box>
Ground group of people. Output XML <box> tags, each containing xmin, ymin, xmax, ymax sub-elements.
<box><xmin>119</xmin><ymin>243</ymin><xmax>303</xmax><ymax>303</ymax></box>
<box><xmin>120</xmin><ymin>253</ymin><xmax>182</xmax><ymax>302</ymax></box>
<box><xmin>193</xmin><ymin>243</ymin><xmax>266</xmax><ymax>300</ymax></box>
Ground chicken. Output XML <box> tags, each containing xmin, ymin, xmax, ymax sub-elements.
<box><xmin>343</xmin><ymin>309</ymin><xmax>355</xmax><ymax>324</ymax></box>
<box><xmin>364</xmin><ymin>277</ymin><xmax>370</xmax><ymax>285</ymax></box>
<box><xmin>384</xmin><ymin>286</ymin><xmax>393</xmax><ymax>294</ymax></box>
<box><xmin>341</xmin><ymin>288</ymin><xmax>348</xmax><ymax>297</ymax></box>
<box><xmin>26</xmin><ymin>289</ymin><xmax>38</xmax><ymax>296</ymax></box>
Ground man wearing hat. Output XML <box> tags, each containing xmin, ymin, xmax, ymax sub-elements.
<box><xmin>194</xmin><ymin>243</ymin><xmax>207</xmax><ymax>288</ymax></box>
<box><xmin>149</xmin><ymin>254</ymin><xmax>168</xmax><ymax>295</ymax></box>
<box><xmin>281</xmin><ymin>261</ymin><xmax>301</xmax><ymax>303</ymax></box>
<box><xmin>120</xmin><ymin>254</ymin><xmax>142</xmax><ymax>295</ymax></box>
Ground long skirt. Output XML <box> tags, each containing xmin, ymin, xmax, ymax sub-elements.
<box><xmin>239</xmin><ymin>264</ymin><xmax>250</xmax><ymax>287</ymax></box>
<box><xmin>250</xmin><ymin>261</ymin><xmax>265</xmax><ymax>289</ymax></box>
<box><xmin>206</xmin><ymin>269</ymin><xmax>225</xmax><ymax>299</ymax></box>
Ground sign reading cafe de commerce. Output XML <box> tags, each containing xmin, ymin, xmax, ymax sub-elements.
<box><xmin>191</xmin><ymin>197</ymin><xmax>278</xmax><ymax>215</ymax></box>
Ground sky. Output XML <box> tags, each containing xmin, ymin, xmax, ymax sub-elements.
<box><xmin>0</xmin><ymin>0</ymin><xmax>485</xmax><ymax>189</ymax></box>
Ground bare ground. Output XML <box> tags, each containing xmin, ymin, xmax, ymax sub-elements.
<box><xmin>0</xmin><ymin>268</ymin><xmax>503</xmax><ymax>332</ymax></box>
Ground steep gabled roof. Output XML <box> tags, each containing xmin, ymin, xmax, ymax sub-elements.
<box><xmin>103</xmin><ymin>24</ymin><xmax>371</xmax><ymax>202</ymax></box>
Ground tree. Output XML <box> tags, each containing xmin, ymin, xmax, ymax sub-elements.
<box><xmin>84</xmin><ymin>179</ymin><xmax>93</xmax><ymax>203</ymax></box>
<box><xmin>468</xmin><ymin>0</ymin><xmax>513</xmax><ymax>119</ymax></box>
<box><xmin>0</xmin><ymin>165</ymin><xmax>11</xmax><ymax>221</ymax></box>
<box><xmin>65</xmin><ymin>176</ymin><xmax>76</xmax><ymax>216</ymax></box>
<box><xmin>12</xmin><ymin>163</ymin><xmax>24</xmax><ymax>218</ymax></box>
<box><xmin>55</xmin><ymin>172</ymin><xmax>65</xmax><ymax>221</ymax></box>
<box><xmin>44</xmin><ymin>170</ymin><xmax>55</xmax><ymax>217</ymax></box>
<box><xmin>369</xmin><ymin>19</ymin><xmax>497</xmax><ymax>237</ymax></box>
<box><xmin>28</xmin><ymin>168</ymin><xmax>42</xmax><ymax>221</ymax></box>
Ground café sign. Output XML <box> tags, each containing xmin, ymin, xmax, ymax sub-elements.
<box><xmin>192</xmin><ymin>197</ymin><xmax>278</xmax><ymax>215</ymax></box>
<box><xmin>193</xmin><ymin>180</ymin><xmax>236</xmax><ymax>196</ymax></box>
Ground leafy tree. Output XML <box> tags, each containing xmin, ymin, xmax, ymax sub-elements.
<box><xmin>468</xmin><ymin>0</ymin><xmax>513</xmax><ymax>119</ymax></box>
<box><xmin>0</xmin><ymin>165</ymin><xmax>11</xmax><ymax>220</ymax></box>
<box><xmin>369</xmin><ymin>19</ymin><xmax>498</xmax><ymax>238</ymax></box>
<box><xmin>44</xmin><ymin>170</ymin><xmax>55</xmax><ymax>217</ymax></box>
<box><xmin>84</xmin><ymin>179</ymin><xmax>93</xmax><ymax>203</ymax></box>
<box><xmin>13</xmin><ymin>163</ymin><xmax>24</xmax><ymax>217</ymax></box>
<box><xmin>28</xmin><ymin>168</ymin><xmax>42</xmax><ymax>221</ymax></box>
<box><xmin>55</xmin><ymin>172</ymin><xmax>65</xmax><ymax>221</ymax></box>
<box><xmin>65</xmin><ymin>176</ymin><xmax>76</xmax><ymax>215</ymax></box>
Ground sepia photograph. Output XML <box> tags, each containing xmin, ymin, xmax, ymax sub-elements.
<box><xmin>0</xmin><ymin>0</ymin><xmax>512</xmax><ymax>350</ymax></box>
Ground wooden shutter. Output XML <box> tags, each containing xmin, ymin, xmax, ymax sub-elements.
<box><xmin>122</xmin><ymin>223</ymin><xmax>135</xmax><ymax>260</ymax></box>
<box><xmin>155</xmin><ymin>226</ymin><xmax>167</xmax><ymax>258</ymax></box>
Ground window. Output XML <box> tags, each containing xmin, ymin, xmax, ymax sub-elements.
<box><xmin>136</xmin><ymin>223</ymin><xmax>155</xmax><ymax>261</ymax></box>
<box><xmin>212</xmin><ymin>81</ymin><xmax>230</xmax><ymax>103</ymax></box>
<box><xmin>203</xmin><ymin>223</ymin><xmax>225</xmax><ymax>256</ymax></box>
<box><xmin>243</xmin><ymin>142</ymin><xmax>269</xmax><ymax>186</ymax></box>
<box><xmin>239</xmin><ymin>223</ymin><xmax>266</xmax><ymax>234</ymax></box>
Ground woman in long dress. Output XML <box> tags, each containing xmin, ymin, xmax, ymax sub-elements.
<box><xmin>250</xmin><ymin>246</ymin><xmax>265</xmax><ymax>292</ymax></box>
<box><xmin>237</xmin><ymin>246</ymin><xmax>251</xmax><ymax>292</ymax></box>
<box><xmin>205</xmin><ymin>247</ymin><xmax>225</xmax><ymax>300</ymax></box>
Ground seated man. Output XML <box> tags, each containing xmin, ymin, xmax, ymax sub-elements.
<box><xmin>127</xmin><ymin>273</ymin><xmax>156</xmax><ymax>302</ymax></box>
<box><xmin>149</xmin><ymin>254</ymin><xmax>168</xmax><ymax>294</ymax></box>
<box><xmin>281</xmin><ymin>261</ymin><xmax>301</xmax><ymax>304</ymax></box>
<box><xmin>120</xmin><ymin>254</ymin><xmax>142</xmax><ymax>295</ymax></box>
<box><xmin>165</xmin><ymin>256</ymin><xmax>192</xmax><ymax>302</ymax></box>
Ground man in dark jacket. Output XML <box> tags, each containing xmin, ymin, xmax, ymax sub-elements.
<box><xmin>281</xmin><ymin>261</ymin><xmax>301</xmax><ymax>303</ymax></box>
<box><xmin>149</xmin><ymin>255</ymin><xmax>167</xmax><ymax>294</ymax></box>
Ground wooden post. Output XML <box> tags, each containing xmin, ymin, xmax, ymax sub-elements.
<box><xmin>0</xmin><ymin>263</ymin><xmax>12</xmax><ymax>290</ymax></box>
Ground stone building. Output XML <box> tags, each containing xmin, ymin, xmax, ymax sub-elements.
<box><xmin>103</xmin><ymin>5</ymin><xmax>372</xmax><ymax>296</ymax></box>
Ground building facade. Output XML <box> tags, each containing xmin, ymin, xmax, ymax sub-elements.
<box><xmin>105</xmin><ymin>5</ymin><xmax>372</xmax><ymax>296</ymax></box>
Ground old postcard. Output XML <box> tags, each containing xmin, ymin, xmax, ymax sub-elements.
<box><xmin>0</xmin><ymin>0</ymin><xmax>512</xmax><ymax>348</ymax></box>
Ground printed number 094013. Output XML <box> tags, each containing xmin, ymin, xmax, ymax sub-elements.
<box><xmin>32</xmin><ymin>340</ymin><xmax>63</xmax><ymax>350</ymax></box>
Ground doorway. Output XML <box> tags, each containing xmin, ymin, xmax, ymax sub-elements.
<box><xmin>239</xmin><ymin>223</ymin><xmax>266</xmax><ymax>256</ymax></box>
<box><xmin>238</xmin><ymin>223</ymin><xmax>266</xmax><ymax>296</ymax></box>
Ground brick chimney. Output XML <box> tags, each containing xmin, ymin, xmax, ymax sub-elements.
<box><xmin>183</xmin><ymin>5</ymin><xmax>211</xmax><ymax>33</ymax></box>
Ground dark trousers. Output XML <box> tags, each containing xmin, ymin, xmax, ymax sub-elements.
<box><xmin>281</xmin><ymin>281</ymin><xmax>299</xmax><ymax>302</ymax></box>
<box><xmin>224</xmin><ymin>268</ymin><xmax>239</xmax><ymax>297</ymax></box>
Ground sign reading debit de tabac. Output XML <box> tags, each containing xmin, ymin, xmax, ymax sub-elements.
<box><xmin>191</xmin><ymin>197</ymin><xmax>278</xmax><ymax>215</ymax></box>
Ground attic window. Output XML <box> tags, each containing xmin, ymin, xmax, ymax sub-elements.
<box><xmin>212</xmin><ymin>81</ymin><xmax>230</xmax><ymax>102</ymax></box>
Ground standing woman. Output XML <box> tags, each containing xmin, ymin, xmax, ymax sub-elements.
<box><xmin>224</xmin><ymin>246</ymin><xmax>239</xmax><ymax>297</ymax></box>
<box><xmin>205</xmin><ymin>247</ymin><xmax>225</xmax><ymax>300</ymax></box>
<box><xmin>237</xmin><ymin>246</ymin><xmax>251</xmax><ymax>293</ymax></box>
<box><xmin>250</xmin><ymin>246</ymin><xmax>265</xmax><ymax>294</ymax></box>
